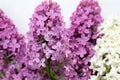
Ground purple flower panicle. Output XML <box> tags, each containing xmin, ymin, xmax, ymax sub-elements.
<box><xmin>27</xmin><ymin>1</ymin><xmax>69</xmax><ymax>80</ymax></box>
<box><xmin>0</xmin><ymin>9</ymin><xmax>26</xmax><ymax>80</ymax></box>
<box><xmin>64</xmin><ymin>0</ymin><xmax>103</xmax><ymax>80</ymax></box>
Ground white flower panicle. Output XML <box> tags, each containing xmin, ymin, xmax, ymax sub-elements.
<box><xmin>90</xmin><ymin>17</ymin><xmax>120</xmax><ymax>80</ymax></box>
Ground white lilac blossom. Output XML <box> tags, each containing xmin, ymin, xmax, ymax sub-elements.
<box><xmin>27</xmin><ymin>1</ymin><xmax>69</xmax><ymax>80</ymax></box>
<box><xmin>65</xmin><ymin>0</ymin><xmax>103</xmax><ymax>80</ymax></box>
<box><xmin>90</xmin><ymin>17</ymin><xmax>120</xmax><ymax>80</ymax></box>
<box><xmin>0</xmin><ymin>9</ymin><xmax>26</xmax><ymax>80</ymax></box>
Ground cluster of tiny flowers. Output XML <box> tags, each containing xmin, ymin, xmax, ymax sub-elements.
<box><xmin>27</xmin><ymin>1</ymin><xmax>69</xmax><ymax>80</ymax></box>
<box><xmin>90</xmin><ymin>17</ymin><xmax>120</xmax><ymax>80</ymax></box>
<box><xmin>0</xmin><ymin>9</ymin><xmax>26</xmax><ymax>80</ymax></box>
<box><xmin>64</xmin><ymin>0</ymin><xmax>103</xmax><ymax>80</ymax></box>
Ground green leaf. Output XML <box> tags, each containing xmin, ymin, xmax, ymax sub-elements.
<box><xmin>5</xmin><ymin>57</ymin><xmax>13</xmax><ymax>63</ymax></box>
<box><xmin>105</xmin><ymin>64</ymin><xmax>111</xmax><ymax>73</ymax></box>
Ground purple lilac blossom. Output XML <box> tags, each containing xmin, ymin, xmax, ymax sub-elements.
<box><xmin>64</xmin><ymin>0</ymin><xmax>103</xmax><ymax>80</ymax></box>
<box><xmin>27</xmin><ymin>1</ymin><xmax>69</xmax><ymax>80</ymax></box>
<box><xmin>0</xmin><ymin>9</ymin><xmax>26</xmax><ymax>80</ymax></box>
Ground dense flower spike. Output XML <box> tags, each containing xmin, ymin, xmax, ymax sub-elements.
<box><xmin>27</xmin><ymin>1</ymin><xmax>69</xmax><ymax>80</ymax></box>
<box><xmin>0</xmin><ymin>9</ymin><xmax>26</xmax><ymax>80</ymax></box>
<box><xmin>90</xmin><ymin>17</ymin><xmax>120</xmax><ymax>80</ymax></box>
<box><xmin>65</xmin><ymin>0</ymin><xmax>103</xmax><ymax>79</ymax></box>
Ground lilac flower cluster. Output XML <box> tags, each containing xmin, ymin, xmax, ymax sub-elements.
<box><xmin>64</xmin><ymin>0</ymin><xmax>103</xmax><ymax>79</ymax></box>
<box><xmin>27</xmin><ymin>1</ymin><xmax>69</xmax><ymax>80</ymax></box>
<box><xmin>0</xmin><ymin>9</ymin><xmax>26</xmax><ymax>80</ymax></box>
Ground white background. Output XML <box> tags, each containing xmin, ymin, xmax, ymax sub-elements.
<box><xmin>0</xmin><ymin>0</ymin><xmax>120</xmax><ymax>36</ymax></box>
